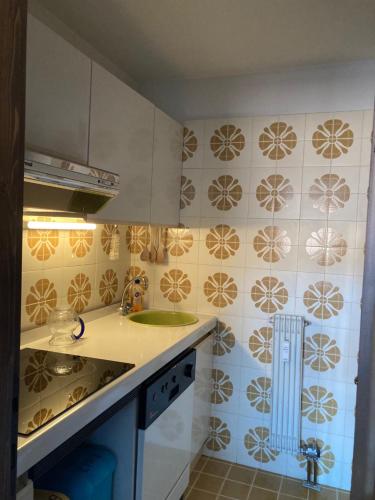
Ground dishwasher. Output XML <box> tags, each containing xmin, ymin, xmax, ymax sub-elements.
<box><xmin>136</xmin><ymin>349</ymin><xmax>196</xmax><ymax>500</ymax></box>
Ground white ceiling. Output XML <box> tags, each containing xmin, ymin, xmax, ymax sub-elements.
<box><xmin>34</xmin><ymin>0</ymin><xmax>375</xmax><ymax>82</ymax></box>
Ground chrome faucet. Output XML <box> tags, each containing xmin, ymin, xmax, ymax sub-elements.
<box><xmin>119</xmin><ymin>275</ymin><xmax>149</xmax><ymax>315</ymax></box>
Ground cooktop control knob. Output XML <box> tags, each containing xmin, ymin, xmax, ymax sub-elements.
<box><xmin>184</xmin><ymin>363</ymin><xmax>194</xmax><ymax>378</ymax></box>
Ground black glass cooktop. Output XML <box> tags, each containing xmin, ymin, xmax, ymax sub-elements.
<box><xmin>18</xmin><ymin>348</ymin><xmax>135</xmax><ymax>436</ymax></box>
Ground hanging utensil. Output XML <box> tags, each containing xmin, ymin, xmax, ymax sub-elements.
<box><xmin>140</xmin><ymin>224</ymin><xmax>151</xmax><ymax>261</ymax></box>
<box><xmin>149</xmin><ymin>226</ymin><xmax>157</xmax><ymax>263</ymax></box>
<box><xmin>156</xmin><ymin>227</ymin><xmax>165</xmax><ymax>264</ymax></box>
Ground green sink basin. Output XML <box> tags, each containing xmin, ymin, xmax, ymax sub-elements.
<box><xmin>127</xmin><ymin>310</ymin><xmax>199</xmax><ymax>327</ymax></box>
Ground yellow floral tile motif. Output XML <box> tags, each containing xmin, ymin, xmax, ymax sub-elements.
<box><xmin>26</xmin><ymin>278</ymin><xmax>58</xmax><ymax>326</ymax></box>
<box><xmin>24</xmin><ymin>350</ymin><xmax>54</xmax><ymax>393</ymax></box>
<box><xmin>67</xmin><ymin>272</ymin><xmax>91</xmax><ymax>313</ymax></box>
<box><xmin>180</xmin><ymin>175</ymin><xmax>196</xmax><ymax>209</ymax></box>
<box><xmin>256</xmin><ymin>174</ymin><xmax>294</xmax><ymax>212</ymax></box>
<box><xmin>126</xmin><ymin>225</ymin><xmax>150</xmax><ymax>254</ymax></box>
<box><xmin>304</xmin><ymin>334</ymin><xmax>341</xmax><ymax>372</ymax></box>
<box><xmin>125</xmin><ymin>265</ymin><xmax>146</xmax><ymax>285</ymax></box>
<box><xmin>312</xmin><ymin>119</ymin><xmax>354</xmax><ymax>159</ymax></box>
<box><xmin>98</xmin><ymin>369</ymin><xmax>116</xmax><ymax>389</ymax></box>
<box><xmin>27</xmin><ymin>229</ymin><xmax>59</xmax><ymax>261</ymax></box>
<box><xmin>306</xmin><ymin>228</ymin><xmax>347</xmax><ymax>266</ymax></box>
<box><xmin>69</xmin><ymin>230</ymin><xmax>93</xmax><ymax>258</ymax></box>
<box><xmin>27</xmin><ymin>408</ymin><xmax>55</xmax><ymax>433</ymax></box>
<box><xmin>206</xmin><ymin>224</ymin><xmax>240</xmax><ymax>259</ymax></box>
<box><xmin>251</xmin><ymin>276</ymin><xmax>288</xmax><ymax>313</ymax></box>
<box><xmin>247</xmin><ymin>376</ymin><xmax>271</xmax><ymax>413</ymax></box>
<box><xmin>213</xmin><ymin>320</ymin><xmax>235</xmax><ymax>356</ymax></box>
<box><xmin>248</xmin><ymin>327</ymin><xmax>273</xmax><ymax>364</ymax></box>
<box><xmin>309</xmin><ymin>174</ymin><xmax>350</xmax><ymax>214</ymax></box>
<box><xmin>302</xmin><ymin>385</ymin><xmax>338</xmax><ymax>423</ymax></box>
<box><xmin>244</xmin><ymin>426</ymin><xmax>279</xmax><ymax>463</ymax></box>
<box><xmin>66</xmin><ymin>386</ymin><xmax>89</xmax><ymax>408</ymax></box>
<box><xmin>211</xmin><ymin>368</ymin><xmax>233</xmax><ymax>404</ymax></box>
<box><xmin>298</xmin><ymin>438</ymin><xmax>335</xmax><ymax>475</ymax></box>
<box><xmin>160</xmin><ymin>269</ymin><xmax>192</xmax><ymax>303</ymax></box>
<box><xmin>206</xmin><ymin>416</ymin><xmax>231</xmax><ymax>451</ymax></box>
<box><xmin>258</xmin><ymin>121</ymin><xmax>297</xmax><ymax>160</ymax></box>
<box><xmin>101</xmin><ymin>224</ymin><xmax>120</xmax><ymax>256</ymax></box>
<box><xmin>253</xmin><ymin>226</ymin><xmax>291</xmax><ymax>263</ymax></box>
<box><xmin>208</xmin><ymin>175</ymin><xmax>243</xmax><ymax>211</ymax></box>
<box><xmin>72</xmin><ymin>357</ymin><xmax>87</xmax><ymax>373</ymax></box>
<box><xmin>210</xmin><ymin>124</ymin><xmax>245</xmax><ymax>161</ymax></box>
<box><xmin>166</xmin><ymin>227</ymin><xmax>193</xmax><ymax>257</ymax></box>
<box><xmin>182</xmin><ymin>127</ymin><xmax>198</xmax><ymax>161</ymax></box>
<box><xmin>204</xmin><ymin>272</ymin><xmax>238</xmax><ymax>308</ymax></box>
<box><xmin>303</xmin><ymin>281</ymin><xmax>344</xmax><ymax>319</ymax></box>
<box><xmin>99</xmin><ymin>269</ymin><xmax>118</xmax><ymax>305</ymax></box>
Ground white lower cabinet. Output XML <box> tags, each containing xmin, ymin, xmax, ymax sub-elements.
<box><xmin>191</xmin><ymin>333</ymin><xmax>213</xmax><ymax>463</ymax></box>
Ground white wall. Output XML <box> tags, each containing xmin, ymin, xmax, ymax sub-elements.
<box><xmin>140</xmin><ymin>60</ymin><xmax>375</xmax><ymax>121</ymax></box>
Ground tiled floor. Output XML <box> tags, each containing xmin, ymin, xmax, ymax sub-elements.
<box><xmin>185</xmin><ymin>456</ymin><xmax>350</xmax><ymax>500</ymax></box>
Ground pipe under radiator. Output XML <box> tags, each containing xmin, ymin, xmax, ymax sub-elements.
<box><xmin>270</xmin><ymin>314</ymin><xmax>307</xmax><ymax>454</ymax></box>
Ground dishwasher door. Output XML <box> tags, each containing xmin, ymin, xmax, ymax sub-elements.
<box><xmin>136</xmin><ymin>349</ymin><xmax>196</xmax><ymax>500</ymax></box>
<box><xmin>137</xmin><ymin>384</ymin><xmax>194</xmax><ymax>500</ymax></box>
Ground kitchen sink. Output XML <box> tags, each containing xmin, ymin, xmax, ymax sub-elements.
<box><xmin>127</xmin><ymin>310</ymin><xmax>199</xmax><ymax>327</ymax></box>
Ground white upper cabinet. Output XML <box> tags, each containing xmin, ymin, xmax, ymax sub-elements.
<box><xmin>26</xmin><ymin>15</ymin><xmax>91</xmax><ymax>163</ymax></box>
<box><xmin>150</xmin><ymin>109</ymin><xmax>182</xmax><ymax>226</ymax></box>
<box><xmin>89</xmin><ymin>62</ymin><xmax>155</xmax><ymax>224</ymax></box>
<box><xmin>26</xmin><ymin>17</ymin><xmax>182</xmax><ymax>225</ymax></box>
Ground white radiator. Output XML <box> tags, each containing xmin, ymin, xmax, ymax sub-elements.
<box><xmin>270</xmin><ymin>314</ymin><xmax>305</xmax><ymax>454</ymax></box>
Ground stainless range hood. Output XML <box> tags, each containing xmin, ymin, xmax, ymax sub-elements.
<box><xmin>23</xmin><ymin>150</ymin><xmax>120</xmax><ymax>215</ymax></box>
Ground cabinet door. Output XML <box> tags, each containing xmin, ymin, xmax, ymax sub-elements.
<box><xmin>26</xmin><ymin>15</ymin><xmax>91</xmax><ymax>163</ymax></box>
<box><xmin>89</xmin><ymin>62</ymin><xmax>154</xmax><ymax>224</ymax></box>
<box><xmin>191</xmin><ymin>334</ymin><xmax>213</xmax><ymax>462</ymax></box>
<box><xmin>150</xmin><ymin>109</ymin><xmax>182</xmax><ymax>226</ymax></box>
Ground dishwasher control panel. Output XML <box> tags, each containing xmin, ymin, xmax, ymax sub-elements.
<box><xmin>138</xmin><ymin>349</ymin><xmax>196</xmax><ymax>429</ymax></box>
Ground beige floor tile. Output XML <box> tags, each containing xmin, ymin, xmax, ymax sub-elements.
<box><xmin>203</xmin><ymin>458</ymin><xmax>231</xmax><ymax>477</ymax></box>
<box><xmin>187</xmin><ymin>488</ymin><xmax>217</xmax><ymax>500</ymax></box>
<box><xmin>279</xmin><ymin>494</ymin><xmax>305</xmax><ymax>500</ymax></box>
<box><xmin>189</xmin><ymin>470</ymin><xmax>199</xmax><ymax>486</ymax></box>
<box><xmin>337</xmin><ymin>492</ymin><xmax>350</xmax><ymax>500</ymax></box>
<box><xmin>248</xmin><ymin>487</ymin><xmax>278</xmax><ymax>500</ymax></box>
<box><xmin>220</xmin><ymin>479</ymin><xmax>251</xmax><ymax>499</ymax></box>
<box><xmin>194</xmin><ymin>472</ymin><xmax>224</xmax><ymax>494</ymax></box>
<box><xmin>228</xmin><ymin>465</ymin><xmax>256</xmax><ymax>485</ymax></box>
<box><xmin>308</xmin><ymin>487</ymin><xmax>337</xmax><ymax>500</ymax></box>
<box><xmin>193</xmin><ymin>455</ymin><xmax>208</xmax><ymax>471</ymax></box>
<box><xmin>253</xmin><ymin>471</ymin><xmax>282</xmax><ymax>492</ymax></box>
<box><xmin>280</xmin><ymin>478</ymin><xmax>308</xmax><ymax>498</ymax></box>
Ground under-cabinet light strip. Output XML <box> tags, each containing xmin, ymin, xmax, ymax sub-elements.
<box><xmin>27</xmin><ymin>221</ymin><xmax>97</xmax><ymax>231</ymax></box>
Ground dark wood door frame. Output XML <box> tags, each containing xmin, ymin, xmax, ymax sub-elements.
<box><xmin>352</xmin><ymin>109</ymin><xmax>375</xmax><ymax>499</ymax></box>
<box><xmin>0</xmin><ymin>0</ymin><xmax>27</xmax><ymax>498</ymax></box>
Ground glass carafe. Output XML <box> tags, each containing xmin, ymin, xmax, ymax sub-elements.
<box><xmin>48</xmin><ymin>307</ymin><xmax>85</xmax><ymax>346</ymax></box>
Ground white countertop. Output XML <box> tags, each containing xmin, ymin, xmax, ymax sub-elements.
<box><xmin>17</xmin><ymin>306</ymin><xmax>216</xmax><ymax>476</ymax></box>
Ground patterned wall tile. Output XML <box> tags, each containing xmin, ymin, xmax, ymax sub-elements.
<box><xmin>304</xmin><ymin>112</ymin><xmax>363</xmax><ymax>167</ymax></box>
<box><xmin>180</xmin><ymin>168</ymin><xmax>202</xmax><ymax>216</ymax></box>
<box><xmin>23</xmin><ymin>270</ymin><xmax>62</xmax><ymax>328</ymax></box>
<box><xmin>203</xmin><ymin>118</ymin><xmax>252</xmax><ymax>168</ymax></box>
<box><xmin>182</xmin><ymin>121</ymin><xmax>204</xmax><ymax>168</ymax></box>
<box><xmin>204</xmin><ymin>410</ymin><xmax>238</xmax><ymax>462</ymax></box>
<box><xmin>252</xmin><ymin>115</ymin><xmax>305</xmax><ymax>167</ymax></box>
<box><xmin>201</xmin><ymin>168</ymin><xmax>250</xmax><ymax>218</ymax></box>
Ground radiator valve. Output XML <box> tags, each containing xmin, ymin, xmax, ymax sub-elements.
<box><xmin>301</xmin><ymin>443</ymin><xmax>321</xmax><ymax>492</ymax></box>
